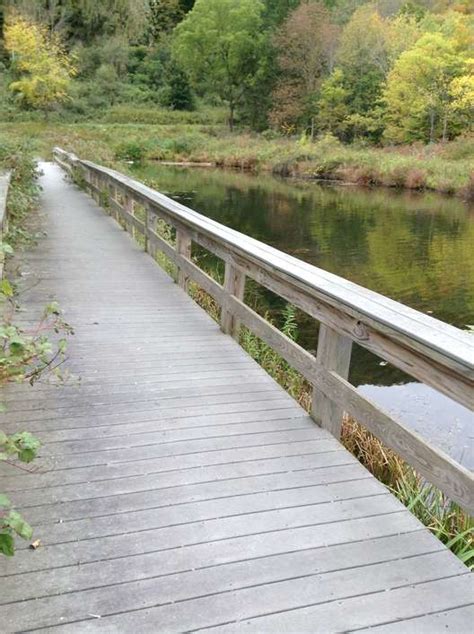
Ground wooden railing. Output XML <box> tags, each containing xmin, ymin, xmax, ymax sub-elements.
<box><xmin>54</xmin><ymin>147</ymin><xmax>474</xmax><ymax>513</ymax></box>
<box><xmin>0</xmin><ymin>171</ymin><xmax>11</xmax><ymax>278</ymax></box>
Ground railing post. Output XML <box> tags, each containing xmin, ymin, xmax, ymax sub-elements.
<box><xmin>114</xmin><ymin>186</ymin><xmax>122</xmax><ymax>223</ymax></box>
<box><xmin>94</xmin><ymin>174</ymin><xmax>101</xmax><ymax>204</ymax></box>
<box><xmin>176</xmin><ymin>228</ymin><xmax>192</xmax><ymax>291</ymax></box>
<box><xmin>221</xmin><ymin>262</ymin><xmax>245</xmax><ymax>340</ymax></box>
<box><xmin>124</xmin><ymin>193</ymin><xmax>135</xmax><ymax>238</ymax></box>
<box><xmin>311</xmin><ymin>324</ymin><xmax>352</xmax><ymax>438</ymax></box>
<box><xmin>106</xmin><ymin>181</ymin><xmax>115</xmax><ymax>216</ymax></box>
<box><xmin>148</xmin><ymin>211</ymin><xmax>158</xmax><ymax>260</ymax></box>
<box><xmin>89</xmin><ymin>172</ymin><xmax>96</xmax><ymax>200</ymax></box>
<box><xmin>0</xmin><ymin>172</ymin><xmax>11</xmax><ymax>280</ymax></box>
<box><xmin>144</xmin><ymin>204</ymin><xmax>150</xmax><ymax>253</ymax></box>
<box><xmin>83</xmin><ymin>167</ymin><xmax>92</xmax><ymax>193</ymax></box>
<box><xmin>97</xmin><ymin>175</ymin><xmax>103</xmax><ymax>204</ymax></box>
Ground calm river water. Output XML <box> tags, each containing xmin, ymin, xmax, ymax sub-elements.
<box><xmin>134</xmin><ymin>164</ymin><xmax>474</xmax><ymax>467</ymax></box>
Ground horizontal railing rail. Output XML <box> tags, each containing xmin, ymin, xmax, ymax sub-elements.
<box><xmin>0</xmin><ymin>171</ymin><xmax>12</xmax><ymax>278</ymax></box>
<box><xmin>54</xmin><ymin>147</ymin><xmax>474</xmax><ymax>513</ymax></box>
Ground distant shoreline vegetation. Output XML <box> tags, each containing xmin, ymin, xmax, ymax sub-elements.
<box><xmin>1</xmin><ymin>119</ymin><xmax>472</xmax><ymax>200</ymax></box>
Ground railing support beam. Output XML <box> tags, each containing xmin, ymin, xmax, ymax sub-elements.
<box><xmin>176</xmin><ymin>228</ymin><xmax>192</xmax><ymax>291</ymax></box>
<box><xmin>221</xmin><ymin>262</ymin><xmax>245</xmax><ymax>340</ymax></box>
<box><xmin>123</xmin><ymin>193</ymin><xmax>135</xmax><ymax>237</ymax></box>
<box><xmin>144</xmin><ymin>204</ymin><xmax>151</xmax><ymax>253</ymax></box>
<box><xmin>311</xmin><ymin>324</ymin><xmax>352</xmax><ymax>438</ymax></box>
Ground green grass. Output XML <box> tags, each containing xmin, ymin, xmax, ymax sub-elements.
<box><xmin>100</xmin><ymin>105</ymin><xmax>227</xmax><ymax>125</ymax></box>
<box><xmin>393</xmin><ymin>470</ymin><xmax>473</xmax><ymax>566</ymax></box>
<box><xmin>0</xmin><ymin>121</ymin><xmax>472</xmax><ymax>197</ymax></box>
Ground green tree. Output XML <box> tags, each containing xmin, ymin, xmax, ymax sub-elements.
<box><xmin>263</xmin><ymin>0</ymin><xmax>301</xmax><ymax>26</ymax></box>
<box><xmin>238</xmin><ymin>0</ymin><xmax>305</xmax><ymax>131</ymax></box>
<box><xmin>336</xmin><ymin>5</ymin><xmax>389</xmax><ymax>141</ymax></box>
<box><xmin>0</xmin><ymin>4</ymin><xmax>8</xmax><ymax>62</ymax></box>
<box><xmin>149</xmin><ymin>0</ymin><xmax>184</xmax><ymax>39</ymax></box>
<box><xmin>450</xmin><ymin>69</ymin><xmax>474</xmax><ymax>131</ymax></box>
<box><xmin>398</xmin><ymin>1</ymin><xmax>426</xmax><ymax>22</ymax></box>
<box><xmin>338</xmin><ymin>5</ymin><xmax>389</xmax><ymax>77</ymax></box>
<box><xmin>163</xmin><ymin>62</ymin><xmax>195</xmax><ymax>110</ymax></box>
<box><xmin>238</xmin><ymin>33</ymin><xmax>277</xmax><ymax>131</ymax></box>
<box><xmin>386</xmin><ymin>13</ymin><xmax>421</xmax><ymax>62</ymax></box>
<box><xmin>421</xmin><ymin>9</ymin><xmax>473</xmax><ymax>49</ymax></box>
<box><xmin>94</xmin><ymin>63</ymin><xmax>122</xmax><ymax>105</ymax></box>
<box><xmin>384</xmin><ymin>33</ymin><xmax>465</xmax><ymax>143</ymax></box>
<box><xmin>315</xmin><ymin>69</ymin><xmax>350</xmax><ymax>139</ymax></box>
<box><xmin>172</xmin><ymin>0</ymin><xmax>265</xmax><ymax>130</ymax></box>
<box><xmin>178</xmin><ymin>0</ymin><xmax>195</xmax><ymax>12</ymax></box>
<box><xmin>127</xmin><ymin>45</ymin><xmax>167</xmax><ymax>91</ymax></box>
<box><xmin>270</xmin><ymin>1</ymin><xmax>339</xmax><ymax>135</ymax></box>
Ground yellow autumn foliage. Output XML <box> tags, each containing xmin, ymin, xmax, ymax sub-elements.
<box><xmin>450</xmin><ymin>63</ymin><xmax>474</xmax><ymax>113</ymax></box>
<box><xmin>4</xmin><ymin>15</ymin><xmax>76</xmax><ymax>113</ymax></box>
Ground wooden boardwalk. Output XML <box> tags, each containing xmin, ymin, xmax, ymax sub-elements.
<box><xmin>0</xmin><ymin>162</ymin><xmax>472</xmax><ymax>632</ymax></box>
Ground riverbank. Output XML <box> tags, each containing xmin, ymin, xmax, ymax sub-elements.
<box><xmin>1</xmin><ymin>120</ymin><xmax>472</xmax><ymax>199</ymax></box>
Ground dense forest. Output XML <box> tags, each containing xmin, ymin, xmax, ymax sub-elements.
<box><xmin>0</xmin><ymin>0</ymin><xmax>472</xmax><ymax>144</ymax></box>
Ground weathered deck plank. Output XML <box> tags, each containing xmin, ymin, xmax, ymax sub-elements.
<box><xmin>0</xmin><ymin>163</ymin><xmax>471</xmax><ymax>633</ymax></box>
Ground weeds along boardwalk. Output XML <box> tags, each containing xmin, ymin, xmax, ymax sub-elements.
<box><xmin>0</xmin><ymin>161</ymin><xmax>472</xmax><ymax>632</ymax></box>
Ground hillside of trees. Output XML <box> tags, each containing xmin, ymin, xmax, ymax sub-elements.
<box><xmin>0</xmin><ymin>0</ymin><xmax>472</xmax><ymax>145</ymax></box>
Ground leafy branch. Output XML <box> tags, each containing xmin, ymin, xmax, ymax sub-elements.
<box><xmin>1</xmin><ymin>298</ymin><xmax>74</xmax><ymax>387</ymax></box>
<box><xmin>0</xmin><ymin>431</ymin><xmax>40</xmax><ymax>556</ymax></box>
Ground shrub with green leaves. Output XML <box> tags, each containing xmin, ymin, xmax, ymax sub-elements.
<box><xmin>0</xmin><ymin>497</ymin><xmax>34</xmax><ymax>556</ymax></box>
<box><xmin>0</xmin><ymin>431</ymin><xmax>40</xmax><ymax>555</ymax></box>
<box><xmin>0</xmin><ymin>138</ymin><xmax>40</xmax><ymax>247</ymax></box>
<box><xmin>114</xmin><ymin>141</ymin><xmax>145</xmax><ymax>163</ymax></box>
<box><xmin>0</xmin><ymin>301</ymin><xmax>72</xmax><ymax>385</ymax></box>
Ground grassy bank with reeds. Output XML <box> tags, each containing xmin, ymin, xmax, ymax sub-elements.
<box><xmin>1</xmin><ymin>119</ymin><xmax>472</xmax><ymax>199</ymax></box>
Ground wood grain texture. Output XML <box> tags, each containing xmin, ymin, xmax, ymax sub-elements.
<box><xmin>311</xmin><ymin>324</ymin><xmax>352</xmax><ymax>437</ymax></box>
<box><xmin>176</xmin><ymin>227</ymin><xmax>192</xmax><ymax>291</ymax></box>
<box><xmin>221</xmin><ymin>261</ymin><xmax>245</xmax><ymax>339</ymax></box>
<box><xmin>229</xmin><ymin>251</ymin><xmax>473</xmax><ymax>409</ymax></box>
